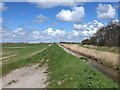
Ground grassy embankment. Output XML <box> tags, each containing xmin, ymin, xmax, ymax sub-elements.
<box><xmin>61</xmin><ymin>44</ymin><xmax>119</xmax><ymax>70</ymax></box>
<box><xmin>3</xmin><ymin>44</ymin><xmax>117</xmax><ymax>88</ymax></box>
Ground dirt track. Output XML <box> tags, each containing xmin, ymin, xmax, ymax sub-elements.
<box><xmin>2</xmin><ymin>64</ymin><xmax>48</xmax><ymax>88</ymax></box>
<box><xmin>0</xmin><ymin>54</ymin><xmax>17</xmax><ymax>61</ymax></box>
<box><xmin>2</xmin><ymin>44</ymin><xmax>52</xmax><ymax>88</ymax></box>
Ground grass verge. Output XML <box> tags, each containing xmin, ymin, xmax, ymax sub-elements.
<box><xmin>40</xmin><ymin>44</ymin><xmax>118</xmax><ymax>88</ymax></box>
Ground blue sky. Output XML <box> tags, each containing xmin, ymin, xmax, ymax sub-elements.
<box><xmin>1</xmin><ymin>1</ymin><xmax>119</xmax><ymax>43</ymax></box>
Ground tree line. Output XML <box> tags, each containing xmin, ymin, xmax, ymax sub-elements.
<box><xmin>81</xmin><ymin>21</ymin><xmax>120</xmax><ymax>47</ymax></box>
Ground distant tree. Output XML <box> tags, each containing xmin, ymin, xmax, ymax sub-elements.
<box><xmin>81</xmin><ymin>39</ymin><xmax>90</xmax><ymax>45</ymax></box>
<box><xmin>89</xmin><ymin>37</ymin><xmax>97</xmax><ymax>45</ymax></box>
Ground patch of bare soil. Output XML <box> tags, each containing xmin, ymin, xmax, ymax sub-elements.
<box><xmin>2</xmin><ymin>64</ymin><xmax>48</xmax><ymax>88</ymax></box>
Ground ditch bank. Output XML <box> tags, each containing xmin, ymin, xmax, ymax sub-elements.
<box><xmin>59</xmin><ymin>44</ymin><xmax>120</xmax><ymax>85</ymax></box>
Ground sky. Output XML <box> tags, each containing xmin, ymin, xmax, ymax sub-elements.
<box><xmin>1</xmin><ymin>1</ymin><xmax>119</xmax><ymax>43</ymax></box>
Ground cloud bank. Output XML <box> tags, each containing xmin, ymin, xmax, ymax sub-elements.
<box><xmin>2</xmin><ymin>20</ymin><xmax>105</xmax><ymax>43</ymax></box>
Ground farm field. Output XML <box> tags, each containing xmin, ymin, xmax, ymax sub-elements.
<box><xmin>2</xmin><ymin>44</ymin><xmax>118</xmax><ymax>88</ymax></box>
<box><xmin>2</xmin><ymin>43</ymin><xmax>49</xmax><ymax>65</ymax></box>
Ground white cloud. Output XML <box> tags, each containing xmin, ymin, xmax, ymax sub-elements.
<box><xmin>12</xmin><ymin>28</ymin><xmax>26</xmax><ymax>36</ymax></box>
<box><xmin>56</xmin><ymin>6</ymin><xmax>85</xmax><ymax>22</ymax></box>
<box><xmin>72</xmin><ymin>30</ymin><xmax>81</xmax><ymax>36</ymax></box>
<box><xmin>97</xmin><ymin>3</ymin><xmax>116</xmax><ymax>20</ymax></box>
<box><xmin>32</xmin><ymin>31</ymin><xmax>42</xmax><ymax>39</ymax></box>
<box><xmin>35</xmin><ymin>14</ymin><xmax>48</xmax><ymax>23</ymax></box>
<box><xmin>33</xmin><ymin>30</ymin><xmax>40</xmax><ymax>35</ymax></box>
<box><xmin>29</xmin><ymin>28</ymin><xmax>66</xmax><ymax>42</ymax></box>
<box><xmin>44</xmin><ymin>28</ymin><xmax>56</xmax><ymax>36</ymax></box>
<box><xmin>73</xmin><ymin>24</ymin><xmax>89</xmax><ymax>31</ymax></box>
<box><xmin>43</xmin><ymin>28</ymin><xmax>65</xmax><ymax>37</ymax></box>
<box><xmin>112</xmin><ymin>19</ymin><xmax>119</xmax><ymax>24</ymax></box>
<box><xmin>73</xmin><ymin>20</ymin><xmax>104</xmax><ymax>36</ymax></box>
<box><xmin>2</xmin><ymin>27</ymin><xmax>65</xmax><ymax>42</ymax></box>
<box><xmin>27</xmin><ymin>0</ymin><xmax>82</xmax><ymax>8</ymax></box>
<box><xmin>0</xmin><ymin>2</ymin><xmax>8</xmax><ymax>11</ymax></box>
<box><xmin>2</xmin><ymin>20</ymin><xmax>105</xmax><ymax>43</ymax></box>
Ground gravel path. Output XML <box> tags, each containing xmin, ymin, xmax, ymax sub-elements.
<box><xmin>2</xmin><ymin>64</ymin><xmax>48</xmax><ymax>88</ymax></box>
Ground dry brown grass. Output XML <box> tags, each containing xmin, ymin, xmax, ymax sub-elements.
<box><xmin>61</xmin><ymin>44</ymin><xmax>119</xmax><ymax>70</ymax></box>
<box><xmin>82</xmin><ymin>45</ymin><xmax>119</xmax><ymax>53</ymax></box>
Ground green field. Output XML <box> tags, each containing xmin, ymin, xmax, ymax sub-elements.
<box><xmin>2</xmin><ymin>43</ymin><xmax>49</xmax><ymax>76</ymax></box>
<box><xmin>2</xmin><ymin>44</ymin><xmax>118</xmax><ymax>88</ymax></box>
<box><xmin>2</xmin><ymin>43</ymin><xmax>49</xmax><ymax>65</ymax></box>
